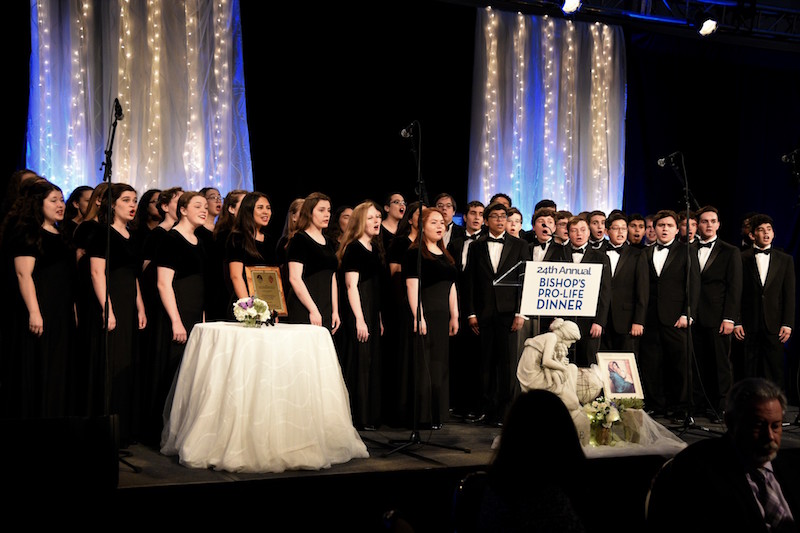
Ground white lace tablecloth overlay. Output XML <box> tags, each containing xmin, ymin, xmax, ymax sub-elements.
<box><xmin>161</xmin><ymin>322</ymin><xmax>369</xmax><ymax>473</ymax></box>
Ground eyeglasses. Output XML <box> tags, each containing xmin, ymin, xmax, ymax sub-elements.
<box><xmin>487</xmin><ymin>214</ymin><xmax>507</xmax><ymax>221</ymax></box>
<box><xmin>391</xmin><ymin>200</ymin><xmax>407</xmax><ymax>206</ymax></box>
<box><xmin>207</xmin><ymin>195</ymin><xmax>222</xmax><ymax>201</ymax></box>
<box><xmin>436</xmin><ymin>203</ymin><xmax>454</xmax><ymax>209</ymax></box>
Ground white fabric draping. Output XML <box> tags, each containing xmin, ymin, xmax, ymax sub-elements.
<box><xmin>468</xmin><ymin>8</ymin><xmax>626</xmax><ymax>225</ymax></box>
<box><xmin>26</xmin><ymin>0</ymin><xmax>253</xmax><ymax>197</ymax></box>
<box><xmin>161</xmin><ymin>322</ymin><xmax>369</xmax><ymax>474</ymax></box>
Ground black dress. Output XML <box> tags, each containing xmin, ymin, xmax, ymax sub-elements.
<box><xmin>285</xmin><ymin>231</ymin><xmax>338</xmax><ymax>330</ymax></box>
<box><xmin>403</xmin><ymin>247</ymin><xmax>457</xmax><ymax>427</ymax></box>
<box><xmin>340</xmin><ymin>241</ymin><xmax>383</xmax><ymax>429</ymax></box>
<box><xmin>140</xmin><ymin>229</ymin><xmax>206</xmax><ymax>446</ymax></box>
<box><xmin>195</xmin><ymin>225</ymin><xmax>222</xmax><ymax>321</ymax></box>
<box><xmin>383</xmin><ymin>235</ymin><xmax>414</xmax><ymax>426</ymax></box>
<box><xmin>224</xmin><ymin>231</ymin><xmax>278</xmax><ymax>319</ymax></box>
<box><xmin>72</xmin><ymin>219</ymin><xmax>104</xmax><ymax>415</ymax></box>
<box><xmin>86</xmin><ymin>225</ymin><xmax>141</xmax><ymax>447</ymax></box>
<box><xmin>1</xmin><ymin>228</ymin><xmax>74</xmax><ymax>418</ymax></box>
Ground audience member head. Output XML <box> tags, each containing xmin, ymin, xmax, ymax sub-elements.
<box><xmin>490</xmin><ymin>193</ymin><xmax>511</xmax><ymax>209</ymax></box>
<box><xmin>725</xmin><ymin>378</ymin><xmax>786</xmax><ymax>468</ymax></box>
<box><xmin>505</xmin><ymin>207</ymin><xmax>523</xmax><ymax>238</ymax></box>
<box><xmin>484</xmin><ymin>202</ymin><xmax>508</xmax><ymax>237</ymax></box>
<box><xmin>464</xmin><ymin>201</ymin><xmax>484</xmax><ymax>234</ymax></box>
<box><xmin>433</xmin><ymin>193</ymin><xmax>457</xmax><ymax>225</ymax></box>
<box><xmin>748</xmin><ymin>213</ymin><xmax>774</xmax><ymax>249</ymax></box>
<box><xmin>627</xmin><ymin>213</ymin><xmax>645</xmax><ymax>244</ymax></box>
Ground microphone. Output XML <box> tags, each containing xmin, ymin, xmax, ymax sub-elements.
<box><xmin>400</xmin><ymin>122</ymin><xmax>415</xmax><ymax>138</ymax></box>
<box><xmin>781</xmin><ymin>149</ymin><xmax>798</xmax><ymax>163</ymax></box>
<box><xmin>657</xmin><ymin>151</ymin><xmax>680</xmax><ymax>167</ymax></box>
<box><xmin>114</xmin><ymin>98</ymin><xmax>124</xmax><ymax>121</ymax></box>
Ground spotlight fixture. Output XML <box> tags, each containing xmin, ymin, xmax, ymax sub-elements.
<box><xmin>698</xmin><ymin>18</ymin><xmax>718</xmax><ymax>36</ymax></box>
<box><xmin>562</xmin><ymin>0</ymin><xmax>581</xmax><ymax>15</ymax></box>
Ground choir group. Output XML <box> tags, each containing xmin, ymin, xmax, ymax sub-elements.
<box><xmin>0</xmin><ymin>169</ymin><xmax>794</xmax><ymax>447</ymax></box>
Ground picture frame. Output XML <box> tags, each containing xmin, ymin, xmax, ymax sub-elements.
<box><xmin>596</xmin><ymin>352</ymin><xmax>644</xmax><ymax>400</ymax></box>
<box><xmin>245</xmin><ymin>266</ymin><xmax>287</xmax><ymax>316</ymax></box>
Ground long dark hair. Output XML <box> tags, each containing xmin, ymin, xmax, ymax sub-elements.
<box><xmin>326</xmin><ymin>204</ymin><xmax>353</xmax><ymax>244</ymax></box>
<box><xmin>0</xmin><ymin>179</ymin><xmax>61</xmax><ymax>253</ymax></box>
<box><xmin>395</xmin><ymin>200</ymin><xmax>422</xmax><ymax>239</ymax></box>
<box><xmin>214</xmin><ymin>189</ymin><xmax>248</xmax><ymax>240</ymax></box>
<box><xmin>65</xmin><ymin>185</ymin><xmax>94</xmax><ymax>222</ymax></box>
<box><xmin>131</xmin><ymin>188</ymin><xmax>162</xmax><ymax>231</ymax></box>
<box><xmin>98</xmin><ymin>183</ymin><xmax>137</xmax><ymax>225</ymax></box>
<box><xmin>294</xmin><ymin>192</ymin><xmax>331</xmax><ymax>235</ymax></box>
<box><xmin>230</xmin><ymin>191</ymin><xmax>270</xmax><ymax>261</ymax></box>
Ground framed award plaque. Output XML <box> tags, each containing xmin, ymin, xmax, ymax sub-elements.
<box><xmin>245</xmin><ymin>266</ymin><xmax>287</xmax><ymax>316</ymax></box>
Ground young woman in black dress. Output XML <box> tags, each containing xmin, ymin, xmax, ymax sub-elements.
<box><xmin>286</xmin><ymin>192</ymin><xmax>340</xmax><ymax>333</ymax></box>
<box><xmin>0</xmin><ymin>179</ymin><xmax>73</xmax><ymax>418</ymax></box>
<box><xmin>276</xmin><ymin>197</ymin><xmax>304</xmax><ymax>299</ymax></box>
<box><xmin>225</xmin><ymin>192</ymin><xmax>278</xmax><ymax>314</ymax></box>
<box><xmin>62</xmin><ymin>185</ymin><xmax>93</xmax><ymax>247</ymax></box>
<box><xmin>88</xmin><ymin>183</ymin><xmax>145</xmax><ymax>446</ymax></box>
<box><xmin>403</xmin><ymin>207</ymin><xmax>459</xmax><ymax>429</ymax></box>
<box><xmin>141</xmin><ymin>191</ymin><xmax>209</xmax><ymax>445</ymax></box>
<box><xmin>326</xmin><ymin>204</ymin><xmax>353</xmax><ymax>248</ymax></box>
<box><xmin>381</xmin><ymin>192</ymin><xmax>406</xmax><ymax>251</ymax></box>
<box><xmin>131</xmin><ymin>188</ymin><xmax>162</xmax><ymax>257</ymax></box>
<box><xmin>207</xmin><ymin>189</ymin><xmax>247</xmax><ymax>321</ymax></box>
<box><xmin>337</xmin><ymin>201</ymin><xmax>384</xmax><ymax>430</ymax></box>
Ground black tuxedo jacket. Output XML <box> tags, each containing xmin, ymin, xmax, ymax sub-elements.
<box><xmin>695</xmin><ymin>239</ymin><xmax>743</xmax><ymax>328</ymax></box>
<box><xmin>552</xmin><ymin>244</ymin><xmax>612</xmax><ymax>328</ymax></box>
<box><xmin>604</xmin><ymin>242</ymin><xmax>649</xmax><ymax>334</ymax></box>
<box><xmin>465</xmin><ymin>233</ymin><xmax>531</xmax><ymax>322</ymax></box>
<box><xmin>448</xmin><ymin>227</ymin><xmax>481</xmax><ymax>273</ymax></box>
<box><xmin>445</xmin><ymin>222</ymin><xmax>466</xmax><ymax>253</ymax></box>
<box><xmin>647</xmin><ymin>434</ymin><xmax>800</xmax><ymax>533</ymax></box>
<box><xmin>529</xmin><ymin>239</ymin><xmax>562</xmax><ymax>262</ymax></box>
<box><xmin>739</xmin><ymin>247</ymin><xmax>795</xmax><ymax>334</ymax></box>
<box><xmin>645</xmin><ymin>242</ymin><xmax>701</xmax><ymax>326</ymax></box>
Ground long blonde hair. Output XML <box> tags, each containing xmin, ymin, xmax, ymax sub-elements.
<box><xmin>336</xmin><ymin>201</ymin><xmax>385</xmax><ymax>266</ymax></box>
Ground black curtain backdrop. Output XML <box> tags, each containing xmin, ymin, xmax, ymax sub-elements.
<box><xmin>4</xmin><ymin>1</ymin><xmax>799</xmax><ymax>399</ymax></box>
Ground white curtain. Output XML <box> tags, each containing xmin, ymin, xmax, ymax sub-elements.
<box><xmin>26</xmin><ymin>0</ymin><xmax>253</xmax><ymax>197</ymax></box>
<box><xmin>468</xmin><ymin>8</ymin><xmax>626</xmax><ymax>226</ymax></box>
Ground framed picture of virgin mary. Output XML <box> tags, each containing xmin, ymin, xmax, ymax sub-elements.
<box><xmin>596</xmin><ymin>352</ymin><xmax>644</xmax><ymax>400</ymax></box>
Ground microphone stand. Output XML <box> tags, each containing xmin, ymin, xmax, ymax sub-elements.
<box><xmin>99</xmin><ymin>98</ymin><xmax>140</xmax><ymax>473</ymax></box>
<box><xmin>663</xmin><ymin>153</ymin><xmax>722</xmax><ymax>439</ymax></box>
<box><xmin>363</xmin><ymin>121</ymin><xmax>470</xmax><ymax>463</ymax></box>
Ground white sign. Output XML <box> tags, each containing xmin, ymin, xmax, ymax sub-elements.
<box><xmin>520</xmin><ymin>261</ymin><xmax>603</xmax><ymax>317</ymax></box>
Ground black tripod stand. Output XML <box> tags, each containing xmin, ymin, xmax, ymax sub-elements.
<box><xmin>365</xmin><ymin>120</ymin><xmax>470</xmax><ymax>463</ymax></box>
<box><xmin>99</xmin><ymin>98</ymin><xmax>141</xmax><ymax>474</ymax></box>
<box><xmin>660</xmin><ymin>151</ymin><xmax>724</xmax><ymax>439</ymax></box>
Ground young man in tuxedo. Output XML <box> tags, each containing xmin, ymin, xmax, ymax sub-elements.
<box><xmin>434</xmin><ymin>193</ymin><xmax>465</xmax><ymax>249</ymax></box>
<box><xmin>647</xmin><ymin>377</ymin><xmax>799</xmax><ymax>533</ymax></box>
<box><xmin>464</xmin><ymin>202</ymin><xmax>531</xmax><ymax>426</ymax></box>
<box><xmin>678</xmin><ymin>211</ymin><xmax>698</xmax><ymax>244</ymax></box>
<box><xmin>528</xmin><ymin>207</ymin><xmax>560</xmax><ymax>262</ymax></box>
<box><xmin>735</xmin><ymin>214</ymin><xmax>794</xmax><ymax>391</ymax></box>
<box><xmin>588</xmin><ymin>210</ymin><xmax>607</xmax><ymax>249</ymax></box>
<box><xmin>555</xmin><ymin>216</ymin><xmax>611</xmax><ymax>367</ymax></box>
<box><xmin>644</xmin><ymin>214</ymin><xmax>656</xmax><ymax>246</ymax></box>
<box><xmin>449</xmin><ymin>201</ymin><xmax>484</xmax><ymax>419</ymax></box>
<box><xmin>639</xmin><ymin>210</ymin><xmax>700</xmax><ymax>421</ymax></box>
<box><xmin>553</xmin><ymin>210</ymin><xmax>572</xmax><ymax>245</ymax></box>
<box><xmin>692</xmin><ymin>206</ymin><xmax>742</xmax><ymax>419</ymax></box>
<box><xmin>600</xmin><ymin>212</ymin><xmax>648</xmax><ymax>355</ymax></box>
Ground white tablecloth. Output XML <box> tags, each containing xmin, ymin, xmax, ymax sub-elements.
<box><xmin>161</xmin><ymin>322</ymin><xmax>369</xmax><ymax>473</ymax></box>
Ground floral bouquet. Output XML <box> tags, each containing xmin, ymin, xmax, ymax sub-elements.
<box><xmin>583</xmin><ymin>396</ymin><xmax>621</xmax><ymax>446</ymax></box>
<box><xmin>232</xmin><ymin>296</ymin><xmax>272</xmax><ymax>327</ymax></box>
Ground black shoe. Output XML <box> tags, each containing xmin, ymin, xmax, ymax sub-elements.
<box><xmin>671</xmin><ymin>411</ymin><xmax>689</xmax><ymax>424</ymax></box>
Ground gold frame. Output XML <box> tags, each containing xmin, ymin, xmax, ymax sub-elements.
<box><xmin>245</xmin><ymin>266</ymin><xmax>287</xmax><ymax>316</ymax></box>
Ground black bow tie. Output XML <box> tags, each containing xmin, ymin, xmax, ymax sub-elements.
<box><xmin>466</xmin><ymin>233</ymin><xmax>479</xmax><ymax>241</ymax></box>
<box><xmin>536</xmin><ymin>241</ymin><xmax>549</xmax><ymax>250</ymax></box>
<box><xmin>571</xmin><ymin>247</ymin><xmax>585</xmax><ymax>255</ymax></box>
<box><xmin>656</xmin><ymin>242</ymin><xmax>672</xmax><ymax>251</ymax></box>
<box><xmin>755</xmin><ymin>248</ymin><xmax>771</xmax><ymax>255</ymax></box>
<box><xmin>698</xmin><ymin>241</ymin><xmax>714</xmax><ymax>249</ymax></box>
<box><xmin>487</xmin><ymin>236</ymin><xmax>505</xmax><ymax>244</ymax></box>
<box><xmin>606</xmin><ymin>246</ymin><xmax>622</xmax><ymax>254</ymax></box>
